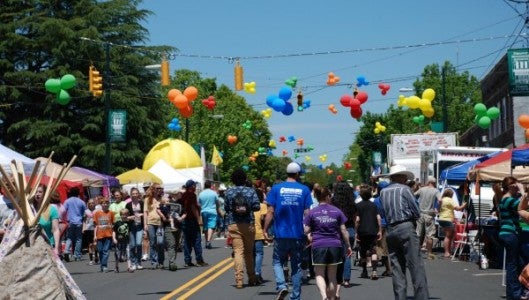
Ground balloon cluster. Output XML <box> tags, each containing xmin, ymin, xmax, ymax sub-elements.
<box><xmin>305</xmin><ymin>156</ymin><xmax>311</xmax><ymax>162</ymax></box>
<box><xmin>474</xmin><ymin>103</ymin><xmax>500</xmax><ymax>129</ymax></box>
<box><xmin>261</xmin><ymin>108</ymin><xmax>272</xmax><ymax>119</ymax></box>
<box><xmin>201</xmin><ymin>96</ymin><xmax>216</xmax><ymax>110</ymax></box>
<box><xmin>45</xmin><ymin>74</ymin><xmax>76</xmax><ymax>105</ymax></box>
<box><xmin>356</xmin><ymin>76</ymin><xmax>369</xmax><ymax>87</ymax></box>
<box><xmin>244</xmin><ymin>82</ymin><xmax>256</xmax><ymax>94</ymax></box>
<box><xmin>167</xmin><ymin>86</ymin><xmax>198</xmax><ymax>118</ymax></box>
<box><xmin>266</xmin><ymin>87</ymin><xmax>294</xmax><ymax>115</ymax></box>
<box><xmin>269</xmin><ymin>140</ymin><xmax>277</xmax><ymax>148</ymax></box>
<box><xmin>378</xmin><ymin>83</ymin><xmax>390</xmax><ymax>95</ymax></box>
<box><xmin>284</xmin><ymin>77</ymin><xmax>298</xmax><ymax>88</ymax></box>
<box><xmin>296</xmin><ymin>138</ymin><xmax>304</xmax><ymax>146</ymax></box>
<box><xmin>282</xmin><ymin>150</ymin><xmax>288</xmax><ymax>156</ymax></box>
<box><xmin>288</xmin><ymin>135</ymin><xmax>296</xmax><ymax>142</ymax></box>
<box><xmin>242</xmin><ymin>120</ymin><xmax>252</xmax><ymax>130</ymax></box>
<box><xmin>319</xmin><ymin>154</ymin><xmax>328</xmax><ymax>162</ymax></box>
<box><xmin>327</xmin><ymin>72</ymin><xmax>340</xmax><ymax>86</ymax></box>
<box><xmin>339</xmin><ymin>89</ymin><xmax>369</xmax><ymax>119</ymax></box>
<box><xmin>344</xmin><ymin>162</ymin><xmax>352</xmax><ymax>170</ymax></box>
<box><xmin>413</xmin><ymin>115</ymin><xmax>425</xmax><ymax>126</ymax></box>
<box><xmin>328</xmin><ymin>104</ymin><xmax>338</xmax><ymax>114</ymax></box>
<box><xmin>519</xmin><ymin>114</ymin><xmax>529</xmax><ymax>139</ymax></box>
<box><xmin>167</xmin><ymin>118</ymin><xmax>182</xmax><ymax>131</ymax></box>
<box><xmin>374</xmin><ymin>121</ymin><xmax>387</xmax><ymax>134</ymax></box>
<box><xmin>397</xmin><ymin>88</ymin><xmax>436</xmax><ymax>118</ymax></box>
<box><xmin>279</xmin><ymin>136</ymin><xmax>287</xmax><ymax>142</ymax></box>
<box><xmin>227</xmin><ymin>135</ymin><xmax>238</xmax><ymax>145</ymax></box>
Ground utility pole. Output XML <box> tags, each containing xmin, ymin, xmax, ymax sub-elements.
<box><xmin>104</xmin><ymin>42</ymin><xmax>112</xmax><ymax>174</ymax></box>
<box><xmin>442</xmin><ymin>65</ymin><xmax>448</xmax><ymax>132</ymax></box>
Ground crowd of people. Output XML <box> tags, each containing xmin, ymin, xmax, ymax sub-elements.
<box><xmin>5</xmin><ymin>163</ymin><xmax>529</xmax><ymax>300</ymax></box>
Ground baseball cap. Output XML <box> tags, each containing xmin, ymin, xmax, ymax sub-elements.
<box><xmin>184</xmin><ymin>179</ymin><xmax>197</xmax><ymax>188</ymax></box>
<box><xmin>286</xmin><ymin>162</ymin><xmax>301</xmax><ymax>174</ymax></box>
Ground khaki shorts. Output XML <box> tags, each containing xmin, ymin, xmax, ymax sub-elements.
<box><xmin>416</xmin><ymin>214</ymin><xmax>436</xmax><ymax>239</ymax></box>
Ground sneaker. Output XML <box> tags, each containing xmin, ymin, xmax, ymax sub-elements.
<box><xmin>136</xmin><ymin>265</ymin><xmax>144</xmax><ymax>270</ymax></box>
<box><xmin>169</xmin><ymin>263</ymin><xmax>178</xmax><ymax>271</ymax></box>
<box><xmin>276</xmin><ymin>288</ymin><xmax>289</xmax><ymax>300</ymax></box>
<box><xmin>196</xmin><ymin>261</ymin><xmax>209</xmax><ymax>267</ymax></box>
<box><xmin>101</xmin><ymin>267</ymin><xmax>108</xmax><ymax>273</ymax></box>
<box><xmin>88</xmin><ymin>261</ymin><xmax>94</xmax><ymax>266</ymax></box>
<box><xmin>130</xmin><ymin>265</ymin><xmax>137</xmax><ymax>271</ymax></box>
<box><xmin>205</xmin><ymin>242</ymin><xmax>212</xmax><ymax>249</ymax></box>
<box><xmin>371</xmin><ymin>271</ymin><xmax>378</xmax><ymax>280</ymax></box>
<box><xmin>184</xmin><ymin>262</ymin><xmax>196</xmax><ymax>267</ymax></box>
<box><xmin>141</xmin><ymin>254</ymin><xmax>148</xmax><ymax>261</ymax></box>
<box><xmin>127</xmin><ymin>267</ymin><xmax>134</xmax><ymax>273</ymax></box>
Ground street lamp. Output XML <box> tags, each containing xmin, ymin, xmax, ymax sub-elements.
<box><xmin>398</xmin><ymin>87</ymin><xmax>414</xmax><ymax>93</ymax></box>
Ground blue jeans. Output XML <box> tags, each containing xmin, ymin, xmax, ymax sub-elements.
<box><xmin>343</xmin><ymin>227</ymin><xmax>355</xmax><ymax>281</ymax></box>
<box><xmin>273</xmin><ymin>238</ymin><xmax>304</xmax><ymax>300</ymax></box>
<box><xmin>65</xmin><ymin>223</ymin><xmax>83</xmax><ymax>259</ymax></box>
<box><xmin>129</xmin><ymin>225</ymin><xmax>143</xmax><ymax>266</ymax></box>
<box><xmin>254</xmin><ymin>240</ymin><xmax>264</xmax><ymax>276</ymax></box>
<box><xmin>147</xmin><ymin>224</ymin><xmax>165</xmax><ymax>266</ymax></box>
<box><xmin>499</xmin><ymin>233</ymin><xmax>522</xmax><ymax>300</ymax></box>
<box><xmin>97</xmin><ymin>237</ymin><xmax>112</xmax><ymax>270</ymax></box>
<box><xmin>183</xmin><ymin>219</ymin><xmax>203</xmax><ymax>264</ymax></box>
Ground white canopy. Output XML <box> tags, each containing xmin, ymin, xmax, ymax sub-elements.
<box><xmin>0</xmin><ymin>144</ymin><xmax>35</xmax><ymax>175</ymax></box>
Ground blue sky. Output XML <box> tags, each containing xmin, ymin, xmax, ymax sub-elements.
<box><xmin>138</xmin><ymin>0</ymin><xmax>527</xmax><ymax>166</ymax></box>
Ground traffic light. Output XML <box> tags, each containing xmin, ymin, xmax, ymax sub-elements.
<box><xmin>89</xmin><ymin>65</ymin><xmax>103</xmax><ymax>97</ymax></box>
<box><xmin>234</xmin><ymin>60</ymin><xmax>243</xmax><ymax>91</ymax></box>
<box><xmin>297</xmin><ymin>91</ymin><xmax>303</xmax><ymax>111</ymax></box>
<box><xmin>161</xmin><ymin>58</ymin><xmax>170</xmax><ymax>86</ymax></box>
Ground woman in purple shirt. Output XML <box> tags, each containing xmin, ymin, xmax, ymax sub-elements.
<box><xmin>304</xmin><ymin>186</ymin><xmax>353</xmax><ymax>300</ymax></box>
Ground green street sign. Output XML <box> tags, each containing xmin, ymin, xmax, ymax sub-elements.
<box><xmin>108</xmin><ymin>109</ymin><xmax>127</xmax><ymax>142</ymax></box>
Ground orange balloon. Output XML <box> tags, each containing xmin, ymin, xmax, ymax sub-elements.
<box><xmin>179</xmin><ymin>104</ymin><xmax>193</xmax><ymax>118</ymax></box>
<box><xmin>173</xmin><ymin>94</ymin><xmax>188</xmax><ymax>109</ymax></box>
<box><xmin>167</xmin><ymin>89</ymin><xmax>181</xmax><ymax>101</ymax></box>
<box><xmin>526</xmin><ymin>129</ymin><xmax>529</xmax><ymax>139</ymax></box>
<box><xmin>519</xmin><ymin>114</ymin><xmax>529</xmax><ymax>129</ymax></box>
<box><xmin>184</xmin><ymin>86</ymin><xmax>198</xmax><ymax>101</ymax></box>
<box><xmin>227</xmin><ymin>135</ymin><xmax>238</xmax><ymax>145</ymax></box>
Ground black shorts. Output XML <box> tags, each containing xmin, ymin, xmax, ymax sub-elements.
<box><xmin>358</xmin><ymin>234</ymin><xmax>377</xmax><ymax>258</ymax></box>
<box><xmin>312</xmin><ymin>246</ymin><xmax>343</xmax><ymax>266</ymax></box>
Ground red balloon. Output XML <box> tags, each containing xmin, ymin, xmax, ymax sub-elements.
<box><xmin>340</xmin><ymin>95</ymin><xmax>353</xmax><ymax>107</ymax></box>
<box><xmin>344</xmin><ymin>162</ymin><xmax>352</xmax><ymax>170</ymax></box>
<box><xmin>356</xmin><ymin>91</ymin><xmax>368</xmax><ymax>104</ymax></box>
<box><xmin>350</xmin><ymin>98</ymin><xmax>361</xmax><ymax>109</ymax></box>
<box><xmin>336</xmin><ymin>175</ymin><xmax>343</xmax><ymax>182</ymax></box>
<box><xmin>179</xmin><ymin>105</ymin><xmax>193</xmax><ymax>118</ymax></box>
<box><xmin>350</xmin><ymin>106</ymin><xmax>363</xmax><ymax>119</ymax></box>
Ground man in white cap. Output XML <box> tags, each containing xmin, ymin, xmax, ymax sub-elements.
<box><xmin>264</xmin><ymin>162</ymin><xmax>312</xmax><ymax>300</ymax></box>
<box><xmin>379</xmin><ymin>165</ymin><xmax>429</xmax><ymax>300</ymax></box>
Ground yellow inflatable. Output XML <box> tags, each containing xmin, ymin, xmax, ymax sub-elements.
<box><xmin>143</xmin><ymin>138</ymin><xmax>202</xmax><ymax>170</ymax></box>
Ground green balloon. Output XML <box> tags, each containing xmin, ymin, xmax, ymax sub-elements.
<box><xmin>474</xmin><ymin>103</ymin><xmax>487</xmax><ymax>116</ymax></box>
<box><xmin>45</xmin><ymin>78</ymin><xmax>61</xmax><ymax>93</ymax></box>
<box><xmin>60</xmin><ymin>74</ymin><xmax>76</xmax><ymax>90</ymax></box>
<box><xmin>56</xmin><ymin>89</ymin><xmax>70</xmax><ymax>105</ymax></box>
<box><xmin>477</xmin><ymin>116</ymin><xmax>491</xmax><ymax>129</ymax></box>
<box><xmin>413</xmin><ymin>116</ymin><xmax>419</xmax><ymax>124</ymax></box>
<box><xmin>487</xmin><ymin>107</ymin><xmax>500</xmax><ymax>120</ymax></box>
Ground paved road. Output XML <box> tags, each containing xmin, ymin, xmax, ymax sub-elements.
<box><xmin>67</xmin><ymin>238</ymin><xmax>506</xmax><ymax>300</ymax></box>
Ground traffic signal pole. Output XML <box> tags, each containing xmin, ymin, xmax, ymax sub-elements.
<box><xmin>104</xmin><ymin>42</ymin><xmax>112</xmax><ymax>174</ymax></box>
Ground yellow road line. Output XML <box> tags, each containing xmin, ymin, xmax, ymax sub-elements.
<box><xmin>160</xmin><ymin>257</ymin><xmax>233</xmax><ymax>300</ymax></box>
<box><xmin>176</xmin><ymin>261</ymin><xmax>234</xmax><ymax>300</ymax></box>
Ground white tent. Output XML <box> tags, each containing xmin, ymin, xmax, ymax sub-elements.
<box><xmin>148</xmin><ymin>159</ymin><xmax>204</xmax><ymax>192</ymax></box>
<box><xmin>0</xmin><ymin>144</ymin><xmax>35</xmax><ymax>175</ymax></box>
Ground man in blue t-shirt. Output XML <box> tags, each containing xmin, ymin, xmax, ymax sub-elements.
<box><xmin>264</xmin><ymin>162</ymin><xmax>312</xmax><ymax>300</ymax></box>
<box><xmin>198</xmin><ymin>180</ymin><xmax>219</xmax><ymax>249</ymax></box>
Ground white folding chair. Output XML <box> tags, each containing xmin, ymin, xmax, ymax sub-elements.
<box><xmin>452</xmin><ymin>229</ymin><xmax>479</xmax><ymax>260</ymax></box>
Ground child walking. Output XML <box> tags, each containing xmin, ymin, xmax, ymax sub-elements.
<box><xmin>113</xmin><ymin>209</ymin><xmax>132</xmax><ymax>272</ymax></box>
<box><xmin>93</xmin><ymin>198</ymin><xmax>114</xmax><ymax>273</ymax></box>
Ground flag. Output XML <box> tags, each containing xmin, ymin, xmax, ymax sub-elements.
<box><xmin>211</xmin><ymin>145</ymin><xmax>223</xmax><ymax>166</ymax></box>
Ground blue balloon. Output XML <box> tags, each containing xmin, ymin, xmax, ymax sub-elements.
<box><xmin>168</xmin><ymin>123</ymin><xmax>175</xmax><ymax>130</ymax></box>
<box><xmin>357</xmin><ymin>75</ymin><xmax>369</xmax><ymax>87</ymax></box>
<box><xmin>288</xmin><ymin>135</ymin><xmax>295</xmax><ymax>142</ymax></box>
<box><xmin>266</xmin><ymin>95</ymin><xmax>277</xmax><ymax>108</ymax></box>
<box><xmin>271</xmin><ymin>97</ymin><xmax>286</xmax><ymax>112</ymax></box>
<box><xmin>303</xmin><ymin>100</ymin><xmax>311</xmax><ymax>109</ymax></box>
<box><xmin>171</xmin><ymin>118</ymin><xmax>179</xmax><ymax>124</ymax></box>
<box><xmin>278</xmin><ymin>86</ymin><xmax>292</xmax><ymax>101</ymax></box>
<box><xmin>174</xmin><ymin>125</ymin><xmax>181</xmax><ymax>131</ymax></box>
<box><xmin>242</xmin><ymin>165</ymin><xmax>250</xmax><ymax>171</ymax></box>
<box><xmin>282</xmin><ymin>101</ymin><xmax>294</xmax><ymax>115</ymax></box>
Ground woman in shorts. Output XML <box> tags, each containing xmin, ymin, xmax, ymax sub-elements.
<box><xmin>304</xmin><ymin>186</ymin><xmax>352</xmax><ymax>300</ymax></box>
<box><xmin>438</xmin><ymin>189</ymin><xmax>466</xmax><ymax>258</ymax></box>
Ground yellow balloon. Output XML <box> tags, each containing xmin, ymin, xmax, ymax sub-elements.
<box><xmin>407</xmin><ymin>96</ymin><xmax>420</xmax><ymax>109</ymax></box>
<box><xmin>419</xmin><ymin>98</ymin><xmax>432</xmax><ymax>111</ymax></box>
<box><xmin>397</xmin><ymin>95</ymin><xmax>407</xmax><ymax>107</ymax></box>
<box><xmin>305</xmin><ymin>156</ymin><xmax>311</xmax><ymax>162</ymax></box>
<box><xmin>423</xmin><ymin>108</ymin><xmax>435</xmax><ymax>118</ymax></box>
<box><xmin>374</xmin><ymin>128</ymin><xmax>380</xmax><ymax>134</ymax></box>
<box><xmin>422</xmin><ymin>88</ymin><xmax>436</xmax><ymax>101</ymax></box>
<box><xmin>381</xmin><ymin>125</ymin><xmax>386</xmax><ymax>132</ymax></box>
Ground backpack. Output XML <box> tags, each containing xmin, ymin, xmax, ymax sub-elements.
<box><xmin>232</xmin><ymin>191</ymin><xmax>250</xmax><ymax>216</ymax></box>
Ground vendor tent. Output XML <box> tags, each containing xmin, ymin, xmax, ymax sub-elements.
<box><xmin>36</xmin><ymin>157</ymin><xmax>119</xmax><ymax>188</ymax></box>
<box><xmin>467</xmin><ymin>144</ymin><xmax>529</xmax><ymax>183</ymax></box>
<box><xmin>512</xmin><ymin>146</ymin><xmax>529</xmax><ymax>167</ymax></box>
<box><xmin>0</xmin><ymin>144</ymin><xmax>35</xmax><ymax>175</ymax></box>
<box><xmin>147</xmin><ymin>159</ymin><xmax>188</xmax><ymax>192</ymax></box>
<box><xmin>439</xmin><ymin>151</ymin><xmax>502</xmax><ymax>183</ymax></box>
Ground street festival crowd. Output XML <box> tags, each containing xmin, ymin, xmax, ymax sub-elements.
<box><xmin>2</xmin><ymin>162</ymin><xmax>529</xmax><ymax>299</ymax></box>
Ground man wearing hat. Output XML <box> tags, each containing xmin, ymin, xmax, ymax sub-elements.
<box><xmin>264</xmin><ymin>162</ymin><xmax>312</xmax><ymax>300</ymax></box>
<box><xmin>181</xmin><ymin>179</ymin><xmax>208</xmax><ymax>267</ymax></box>
<box><xmin>415</xmin><ymin>176</ymin><xmax>441</xmax><ymax>260</ymax></box>
<box><xmin>379</xmin><ymin>165</ymin><xmax>429</xmax><ymax>300</ymax></box>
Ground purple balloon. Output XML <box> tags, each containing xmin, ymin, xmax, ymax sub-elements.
<box><xmin>282</xmin><ymin>101</ymin><xmax>294</xmax><ymax>115</ymax></box>
<box><xmin>278</xmin><ymin>86</ymin><xmax>292</xmax><ymax>101</ymax></box>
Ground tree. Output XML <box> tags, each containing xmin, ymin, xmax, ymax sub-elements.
<box><xmin>347</xmin><ymin>61</ymin><xmax>481</xmax><ymax>181</ymax></box>
<box><xmin>0</xmin><ymin>0</ymin><xmax>171</xmax><ymax>174</ymax></box>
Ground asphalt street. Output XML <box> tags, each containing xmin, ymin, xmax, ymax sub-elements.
<box><xmin>66</xmin><ymin>238</ymin><xmax>506</xmax><ymax>300</ymax></box>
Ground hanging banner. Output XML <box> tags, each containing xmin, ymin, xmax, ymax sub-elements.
<box><xmin>108</xmin><ymin>109</ymin><xmax>127</xmax><ymax>142</ymax></box>
<box><xmin>508</xmin><ymin>48</ymin><xmax>529</xmax><ymax>96</ymax></box>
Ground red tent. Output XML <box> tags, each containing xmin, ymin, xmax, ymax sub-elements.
<box><xmin>467</xmin><ymin>143</ymin><xmax>529</xmax><ymax>183</ymax></box>
<box><xmin>29</xmin><ymin>175</ymin><xmax>85</xmax><ymax>203</ymax></box>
